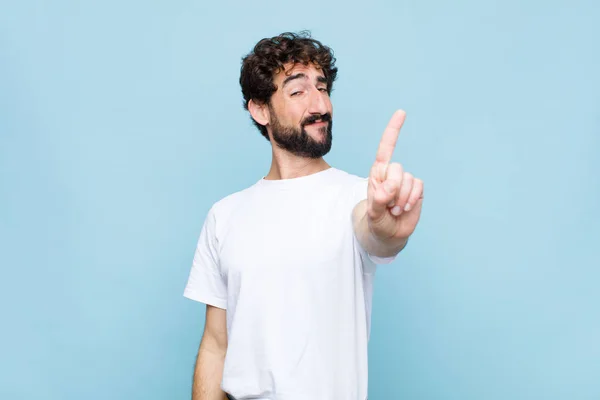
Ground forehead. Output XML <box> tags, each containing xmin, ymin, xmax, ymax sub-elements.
<box><xmin>274</xmin><ymin>62</ymin><xmax>325</xmax><ymax>84</ymax></box>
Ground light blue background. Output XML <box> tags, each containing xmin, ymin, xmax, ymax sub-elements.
<box><xmin>1</xmin><ymin>1</ymin><xmax>598</xmax><ymax>399</ymax></box>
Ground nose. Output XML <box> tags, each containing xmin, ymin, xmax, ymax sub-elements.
<box><xmin>307</xmin><ymin>87</ymin><xmax>328</xmax><ymax>116</ymax></box>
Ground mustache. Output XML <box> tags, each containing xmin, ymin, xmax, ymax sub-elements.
<box><xmin>302</xmin><ymin>113</ymin><xmax>332</xmax><ymax>126</ymax></box>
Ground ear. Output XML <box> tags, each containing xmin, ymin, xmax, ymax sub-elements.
<box><xmin>248</xmin><ymin>99</ymin><xmax>270</xmax><ymax>127</ymax></box>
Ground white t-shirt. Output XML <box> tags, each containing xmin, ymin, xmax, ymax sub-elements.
<box><xmin>184</xmin><ymin>167</ymin><xmax>397</xmax><ymax>400</ymax></box>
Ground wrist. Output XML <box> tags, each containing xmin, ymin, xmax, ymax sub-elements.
<box><xmin>366</xmin><ymin>229</ymin><xmax>408</xmax><ymax>258</ymax></box>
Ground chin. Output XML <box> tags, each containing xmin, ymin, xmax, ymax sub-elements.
<box><xmin>308</xmin><ymin>126</ymin><xmax>328</xmax><ymax>138</ymax></box>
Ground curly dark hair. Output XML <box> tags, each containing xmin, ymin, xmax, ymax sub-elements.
<box><xmin>239</xmin><ymin>31</ymin><xmax>338</xmax><ymax>140</ymax></box>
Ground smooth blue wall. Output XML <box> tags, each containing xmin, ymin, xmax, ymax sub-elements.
<box><xmin>1</xmin><ymin>1</ymin><xmax>598</xmax><ymax>399</ymax></box>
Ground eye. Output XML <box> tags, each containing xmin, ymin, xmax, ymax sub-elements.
<box><xmin>318</xmin><ymin>88</ymin><xmax>328</xmax><ymax>93</ymax></box>
<box><xmin>291</xmin><ymin>91</ymin><xmax>302</xmax><ymax>97</ymax></box>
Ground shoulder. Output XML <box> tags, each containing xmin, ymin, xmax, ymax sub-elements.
<box><xmin>212</xmin><ymin>186</ymin><xmax>253</xmax><ymax>212</ymax></box>
<box><xmin>330</xmin><ymin>167</ymin><xmax>368</xmax><ymax>188</ymax></box>
<box><xmin>208</xmin><ymin>183</ymin><xmax>257</xmax><ymax>222</ymax></box>
<box><xmin>330</xmin><ymin>168</ymin><xmax>369</xmax><ymax>199</ymax></box>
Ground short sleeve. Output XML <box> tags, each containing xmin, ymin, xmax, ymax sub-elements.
<box><xmin>183</xmin><ymin>207</ymin><xmax>228</xmax><ymax>309</ymax></box>
<box><xmin>351</xmin><ymin>177</ymin><xmax>398</xmax><ymax>265</ymax></box>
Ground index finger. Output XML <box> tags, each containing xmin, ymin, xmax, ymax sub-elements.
<box><xmin>375</xmin><ymin>109</ymin><xmax>406</xmax><ymax>164</ymax></box>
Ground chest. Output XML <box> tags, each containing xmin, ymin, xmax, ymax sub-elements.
<box><xmin>219</xmin><ymin>190</ymin><xmax>354</xmax><ymax>277</ymax></box>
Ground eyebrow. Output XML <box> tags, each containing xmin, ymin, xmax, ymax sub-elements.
<box><xmin>282</xmin><ymin>73</ymin><xmax>328</xmax><ymax>88</ymax></box>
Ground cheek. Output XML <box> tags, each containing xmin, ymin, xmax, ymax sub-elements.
<box><xmin>284</xmin><ymin>105</ymin><xmax>306</xmax><ymax>125</ymax></box>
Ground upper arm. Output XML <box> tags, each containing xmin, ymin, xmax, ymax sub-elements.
<box><xmin>201</xmin><ymin>304</ymin><xmax>227</xmax><ymax>354</ymax></box>
<box><xmin>184</xmin><ymin>207</ymin><xmax>228</xmax><ymax>309</ymax></box>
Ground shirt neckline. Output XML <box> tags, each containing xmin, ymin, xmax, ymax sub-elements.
<box><xmin>255</xmin><ymin>167</ymin><xmax>338</xmax><ymax>190</ymax></box>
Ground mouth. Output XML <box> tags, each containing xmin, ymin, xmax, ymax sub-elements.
<box><xmin>305</xmin><ymin>120</ymin><xmax>328</xmax><ymax>127</ymax></box>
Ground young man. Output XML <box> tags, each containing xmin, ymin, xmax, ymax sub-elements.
<box><xmin>184</xmin><ymin>32</ymin><xmax>424</xmax><ymax>400</ymax></box>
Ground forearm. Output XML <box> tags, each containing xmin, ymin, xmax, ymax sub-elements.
<box><xmin>352</xmin><ymin>199</ymin><xmax>408</xmax><ymax>258</ymax></box>
<box><xmin>193</xmin><ymin>345</ymin><xmax>228</xmax><ymax>400</ymax></box>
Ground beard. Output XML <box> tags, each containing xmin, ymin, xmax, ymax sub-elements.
<box><xmin>269</xmin><ymin>108</ymin><xmax>333</xmax><ymax>159</ymax></box>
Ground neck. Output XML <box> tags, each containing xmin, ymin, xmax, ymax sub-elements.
<box><xmin>264</xmin><ymin>148</ymin><xmax>330</xmax><ymax>180</ymax></box>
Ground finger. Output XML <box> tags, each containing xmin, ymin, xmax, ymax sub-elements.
<box><xmin>392</xmin><ymin>172</ymin><xmax>414</xmax><ymax>216</ymax></box>
<box><xmin>383</xmin><ymin>163</ymin><xmax>404</xmax><ymax>213</ymax></box>
<box><xmin>369</xmin><ymin>162</ymin><xmax>403</xmax><ymax>220</ymax></box>
<box><xmin>403</xmin><ymin>178</ymin><xmax>424</xmax><ymax>212</ymax></box>
<box><xmin>374</xmin><ymin>110</ymin><xmax>406</xmax><ymax>174</ymax></box>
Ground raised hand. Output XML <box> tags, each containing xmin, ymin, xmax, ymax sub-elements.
<box><xmin>366</xmin><ymin>110</ymin><xmax>424</xmax><ymax>242</ymax></box>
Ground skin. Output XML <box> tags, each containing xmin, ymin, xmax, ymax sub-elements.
<box><xmin>249</xmin><ymin>62</ymin><xmax>333</xmax><ymax>180</ymax></box>
<box><xmin>353</xmin><ymin>109</ymin><xmax>424</xmax><ymax>257</ymax></box>
<box><xmin>193</xmin><ymin>305</ymin><xmax>228</xmax><ymax>400</ymax></box>
<box><xmin>193</xmin><ymin>62</ymin><xmax>424</xmax><ymax>399</ymax></box>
